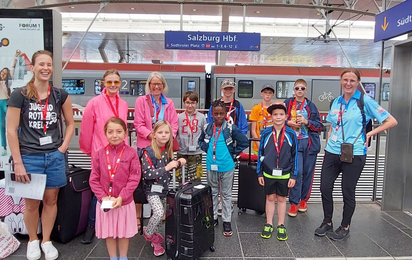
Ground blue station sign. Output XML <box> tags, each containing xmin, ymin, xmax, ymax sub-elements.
<box><xmin>165</xmin><ymin>31</ymin><xmax>261</xmax><ymax>51</ymax></box>
<box><xmin>374</xmin><ymin>0</ymin><xmax>412</xmax><ymax>42</ymax></box>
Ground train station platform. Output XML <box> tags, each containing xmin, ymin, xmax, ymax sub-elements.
<box><xmin>7</xmin><ymin>202</ymin><xmax>412</xmax><ymax>260</ymax></box>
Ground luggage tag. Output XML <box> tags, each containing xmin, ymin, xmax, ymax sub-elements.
<box><xmin>272</xmin><ymin>168</ymin><xmax>282</xmax><ymax>177</ymax></box>
<box><xmin>189</xmin><ymin>145</ymin><xmax>197</xmax><ymax>152</ymax></box>
<box><xmin>151</xmin><ymin>184</ymin><xmax>163</xmax><ymax>193</ymax></box>
<box><xmin>331</xmin><ymin>134</ymin><xmax>338</xmax><ymax>142</ymax></box>
<box><xmin>39</xmin><ymin>136</ymin><xmax>52</xmax><ymax>146</ymax></box>
<box><xmin>211</xmin><ymin>164</ymin><xmax>218</xmax><ymax>171</ymax></box>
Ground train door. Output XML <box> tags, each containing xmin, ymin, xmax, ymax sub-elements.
<box><xmin>181</xmin><ymin>77</ymin><xmax>200</xmax><ymax>108</ymax></box>
<box><xmin>311</xmin><ymin>79</ymin><xmax>341</xmax><ymax>114</ymax></box>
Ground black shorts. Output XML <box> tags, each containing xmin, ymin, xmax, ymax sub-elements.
<box><xmin>264</xmin><ymin>177</ymin><xmax>289</xmax><ymax>197</ymax></box>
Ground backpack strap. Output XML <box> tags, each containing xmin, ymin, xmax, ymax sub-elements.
<box><xmin>356</xmin><ymin>92</ymin><xmax>367</xmax><ymax>141</ymax></box>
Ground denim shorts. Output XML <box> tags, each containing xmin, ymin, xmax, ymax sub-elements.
<box><xmin>21</xmin><ymin>150</ymin><xmax>67</xmax><ymax>189</ymax></box>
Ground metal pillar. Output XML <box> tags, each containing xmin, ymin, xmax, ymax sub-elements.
<box><xmin>215</xmin><ymin>6</ymin><xmax>230</xmax><ymax>66</ymax></box>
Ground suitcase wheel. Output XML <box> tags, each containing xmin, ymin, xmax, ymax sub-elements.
<box><xmin>210</xmin><ymin>246</ymin><xmax>216</xmax><ymax>252</ymax></box>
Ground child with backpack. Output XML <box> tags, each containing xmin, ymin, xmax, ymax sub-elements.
<box><xmin>89</xmin><ymin>117</ymin><xmax>140</xmax><ymax>260</ymax></box>
<box><xmin>141</xmin><ymin>120</ymin><xmax>186</xmax><ymax>257</ymax></box>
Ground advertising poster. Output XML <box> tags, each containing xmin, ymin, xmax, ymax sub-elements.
<box><xmin>0</xmin><ymin>18</ymin><xmax>44</xmax><ymax>167</ymax></box>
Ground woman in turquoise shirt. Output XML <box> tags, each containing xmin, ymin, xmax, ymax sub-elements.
<box><xmin>314</xmin><ymin>68</ymin><xmax>397</xmax><ymax>241</ymax></box>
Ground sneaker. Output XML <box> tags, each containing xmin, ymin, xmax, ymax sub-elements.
<box><xmin>314</xmin><ymin>222</ymin><xmax>333</xmax><ymax>237</ymax></box>
<box><xmin>214</xmin><ymin>218</ymin><xmax>219</xmax><ymax>227</ymax></box>
<box><xmin>298</xmin><ymin>200</ymin><xmax>308</xmax><ymax>212</ymax></box>
<box><xmin>223</xmin><ymin>222</ymin><xmax>233</xmax><ymax>237</ymax></box>
<box><xmin>276</xmin><ymin>224</ymin><xmax>288</xmax><ymax>241</ymax></box>
<box><xmin>261</xmin><ymin>223</ymin><xmax>274</xmax><ymax>239</ymax></box>
<box><xmin>27</xmin><ymin>240</ymin><xmax>41</xmax><ymax>260</ymax></box>
<box><xmin>41</xmin><ymin>241</ymin><xmax>59</xmax><ymax>260</ymax></box>
<box><xmin>217</xmin><ymin>201</ymin><xmax>222</xmax><ymax>216</ymax></box>
<box><xmin>81</xmin><ymin>225</ymin><xmax>95</xmax><ymax>244</ymax></box>
<box><xmin>152</xmin><ymin>242</ymin><xmax>165</xmax><ymax>256</ymax></box>
<box><xmin>327</xmin><ymin>226</ymin><xmax>350</xmax><ymax>241</ymax></box>
<box><xmin>288</xmin><ymin>204</ymin><xmax>298</xmax><ymax>217</ymax></box>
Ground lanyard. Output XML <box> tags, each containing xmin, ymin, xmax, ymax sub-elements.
<box><xmin>144</xmin><ymin>146</ymin><xmax>165</xmax><ymax>169</ymax></box>
<box><xmin>225</xmin><ymin>99</ymin><xmax>234</xmax><ymax>121</ymax></box>
<box><xmin>104</xmin><ymin>92</ymin><xmax>119</xmax><ymax>117</ymax></box>
<box><xmin>185</xmin><ymin>111</ymin><xmax>197</xmax><ymax>143</ymax></box>
<box><xmin>261</xmin><ymin>102</ymin><xmax>268</xmax><ymax>128</ymax></box>
<box><xmin>334</xmin><ymin>102</ymin><xmax>345</xmax><ymax>133</ymax></box>
<box><xmin>37</xmin><ymin>86</ymin><xmax>51</xmax><ymax>134</ymax></box>
<box><xmin>106</xmin><ymin>145</ymin><xmax>125</xmax><ymax>198</ymax></box>
<box><xmin>272</xmin><ymin>126</ymin><xmax>285</xmax><ymax>168</ymax></box>
<box><xmin>155</xmin><ymin>101</ymin><xmax>162</xmax><ymax>122</ymax></box>
<box><xmin>292</xmin><ymin>98</ymin><xmax>304</xmax><ymax>114</ymax></box>
<box><xmin>212</xmin><ymin>124</ymin><xmax>223</xmax><ymax>161</ymax></box>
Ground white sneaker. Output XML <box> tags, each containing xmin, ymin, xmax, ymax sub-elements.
<box><xmin>41</xmin><ymin>241</ymin><xmax>58</xmax><ymax>260</ymax></box>
<box><xmin>26</xmin><ymin>240</ymin><xmax>41</xmax><ymax>260</ymax></box>
<box><xmin>217</xmin><ymin>201</ymin><xmax>222</xmax><ymax>216</ymax></box>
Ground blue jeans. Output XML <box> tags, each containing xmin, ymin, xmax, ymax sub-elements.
<box><xmin>289</xmin><ymin>138</ymin><xmax>318</xmax><ymax>205</ymax></box>
<box><xmin>21</xmin><ymin>150</ymin><xmax>67</xmax><ymax>189</ymax></box>
<box><xmin>88</xmin><ymin>195</ymin><xmax>97</xmax><ymax>226</ymax></box>
<box><xmin>207</xmin><ymin>168</ymin><xmax>234</xmax><ymax>222</ymax></box>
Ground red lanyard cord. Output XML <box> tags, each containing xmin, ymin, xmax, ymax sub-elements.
<box><xmin>334</xmin><ymin>102</ymin><xmax>345</xmax><ymax>133</ymax></box>
<box><xmin>106</xmin><ymin>145</ymin><xmax>125</xmax><ymax>198</ymax></box>
<box><xmin>272</xmin><ymin>126</ymin><xmax>285</xmax><ymax>168</ymax></box>
<box><xmin>225</xmin><ymin>99</ymin><xmax>234</xmax><ymax>121</ymax></box>
<box><xmin>212</xmin><ymin>124</ymin><xmax>223</xmax><ymax>161</ymax></box>
<box><xmin>104</xmin><ymin>93</ymin><xmax>119</xmax><ymax>118</ymax></box>
<box><xmin>37</xmin><ymin>86</ymin><xmax>51</xmax><ymax>134</ymax></box>
<box><xmin>185</xmin><ymin>111</ymin><xmax>197</xmax><ymax>143</ymax></box>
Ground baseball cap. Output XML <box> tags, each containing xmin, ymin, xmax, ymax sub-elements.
<box><xmin>261</xmin><ymin>83</ymin><xmax>275</xmax><ymax>93</ymax></box>
<box><xmin>267</xmin><ymin>102</ymin><xmax>287</xmax><ymax>114</ymax></box>
<box><xmin>221</xmin><ymin>79</ymin><xmax>236</xmax><ymax>89</ymax></box>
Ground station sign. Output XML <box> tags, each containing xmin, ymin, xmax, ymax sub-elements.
<box><xmin>165</xmin><ymin>31</ymin><xmax>260</xmax><ymax>51</ymax></box>
<box><xmin>374</xmin><ymin>0</ymin><xmax>412</xmax><ymax>42</ymax></box>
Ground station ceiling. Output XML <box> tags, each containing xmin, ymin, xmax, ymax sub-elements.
<box><xmin>13</xmin><ymin>0</ymin><xmax>406</xmax><ymax>68</ymax></box>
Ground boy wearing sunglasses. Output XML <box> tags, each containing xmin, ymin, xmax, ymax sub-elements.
<box><xmin>284</xmin><ymin>79</ymin><xmax>323</xmax><ymax>217</ymax></box>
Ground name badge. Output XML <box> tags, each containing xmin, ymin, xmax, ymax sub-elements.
<box><xmin>151</xmin><ymin>184</ymin><xmax>163</xmax><ymax>193</ymax></box>
<box><xmin>39</xmin><ymin>136</ymin><xmax>52</xmax><ymax>146</ymax></box>
<box><xmin>272</xmin><ymin>168</ymin><xmax>282</xmax><ymax>176</ymax></box>
<box><xmin>211</xmin><ymin>164</ymin><xmax>218</xmax><ymax>171</ymax></box>
<box><xmin>189</xmin><ymin>145</ymin><xmax>197</xmax><ymax>152</ymax></box>
<box><xmin>331</xmin><ymin>134</ymin><xmax>338</xmax><ymax>142</ymax></box>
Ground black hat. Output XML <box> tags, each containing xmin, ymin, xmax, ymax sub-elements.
<box><xmin>267</xmin><ymin>102</ymin><xmax>287</xmax><ymax>114</ymax></box>
<box><xmin>261</xmin><ymin>83</ymin><xmax>275</xmax><ymax>93</ymax></box>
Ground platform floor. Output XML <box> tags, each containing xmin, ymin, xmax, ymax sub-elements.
<box><xmin>7</xmin><ymin>202</ymin><xmax>412</xmax><ymax>260</ymax></box>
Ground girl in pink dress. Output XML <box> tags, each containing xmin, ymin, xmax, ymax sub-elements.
<box><xmin>89</xmin><ymin>117</ymin><xmax>140</xmax><ymax>260</ymax></box>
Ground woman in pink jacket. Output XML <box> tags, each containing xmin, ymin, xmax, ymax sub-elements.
<box><xmin>79</xmin><ymin>69</ymin><xmax>129</xmax><ymax>244</ymax></box>
<box><xmin>133</xmin><ymin>71</ymin><xmax>178</xmax><ymax>230</ymax></box>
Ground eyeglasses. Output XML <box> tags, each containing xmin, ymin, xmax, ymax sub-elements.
<box><xmin>294</xmin><ymin>87</ymin><xmax>306</xmax><ymax>91</ymax></box>
<box><xmin>150</xmin><ymin>83</ymin><xmax>163</xmax><ymax>87</ymax></box>
<box><xmin>184</xmin><ymin>102</ymin><xmax>197</xmax><ymax>106</ymax></box>
<box><xmin>106</xmin><ymin>81</ymin><xmax>121</xmax><ymax>86</ymax></box>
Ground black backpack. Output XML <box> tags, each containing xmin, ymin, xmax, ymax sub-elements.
<box><xmin>330</xmin><ymin>92</ymin><xmax>373</xmax><ymax>147</ymax></box>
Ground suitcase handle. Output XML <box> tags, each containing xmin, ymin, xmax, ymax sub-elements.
<box><xmin>172</xmin><ymin>165</ymin><xmax>185</xmax><ymax>190</ymax></box>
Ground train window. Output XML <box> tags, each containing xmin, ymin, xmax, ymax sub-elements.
<box><xmin>362</xmin><ymin>83</ymin><xmax>376</xmax><ymax>99</ymax></box>
<box><xmin>237</xmin><ymin>80</ymin><xmax>253</xmax><ymax>98</ymax></box>
<box><xmin>62</xmin><ymin>79</ymin><xmax>85</xmax><ymax>95</ymax></box>
<box><xmin>382</xmin><ymin>83</ymin><xmax>390</xmax><ymax>101</ymax></box>
<box><xmin>276</xmin><ymin>81</ymin><xmax>295</xmax><ymax>98</ymax></box>
<box><xmin>130</xmin><ymin>80</ymin><xmax>146</xmax><ymax>96</ymax></box>
<box><xmin>94</xmin><ymin>80</ymin><xmax>104</xmax><ymax>95</ymax></box>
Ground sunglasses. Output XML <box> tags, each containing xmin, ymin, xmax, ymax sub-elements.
<box><xmin>294</xmin><ymin>87</ymin><xmax>306</xmax><ymax>91</ymax></box>
<box><xmin>106</xmin><ymin>80</ymin><xmax>121</xmax><ymax>86</ymax></box>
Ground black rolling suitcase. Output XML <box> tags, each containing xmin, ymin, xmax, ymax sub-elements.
<box><xmin>51</xmin><ymin>165</ymin><xmax>92</xmax><ymax>243</ymax></box>
<box><xmin>165</xmin><ymin>167</ymin><xmax>215</xmax><ymax>260</ymax></box>
<box><xmin>237</xmin><ymin>138</ymin><xmax>266</xmax><ymax>215</ymax></box>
